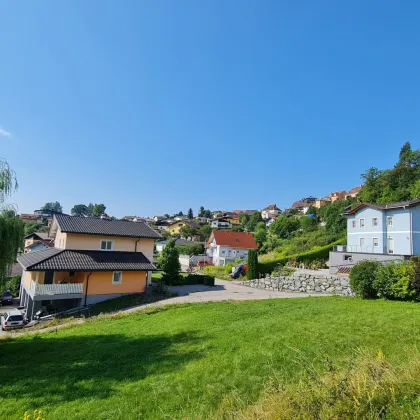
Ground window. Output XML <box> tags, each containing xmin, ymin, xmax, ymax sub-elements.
<box><xmin>360</xmin><ymin>238</ymin><xmax>365</xmax><ymax>248</ymax></box>
<box><xmin>351</xmin><ymin>220</ymin><xmax>356</xmax><ymax>228</ymax></box>
<box><xmin>387</xmin><ymin>237</ymin><xmax>394</xmax><ymax>254</ymax></box>
<box><xmin>359</xmin><ymin>219</ymin><xmax>365</xmax><ymax>228</ymax></box>
<box><xmin>373</xmin><ymin>238</ymin><xmax>379</xmax><ymax>247</ymax></box>
<box><xmin>372</xmin><ymin>218</ymin><xmax>378</xmax><ymax>227</ymax></box>
<box><xmin>112</xmin><ymin>271</ymin><xmax>122</xmax><ymax>285</ymax></box>
<box><xmin>100</xmin><ymin>240</ymin><xmax>113</xmax><ymax>251</ymax></box>
<box><xmin>387</xmin><ymin>216</ymin><xmax>393</xmax><ymax>227</ymax></box>
<box><xmin>221</xmin><ymin>250</ymin><xmax>225</xmax><ymax>254</ymax></box>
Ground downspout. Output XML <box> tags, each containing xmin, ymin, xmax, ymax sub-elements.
<box><xmin>84</xmin><ymin>272</ymin><xmax>93</xmax><ymax>306</ymax></box>
<box><xmin>134</xmin><ymin>238</ymin><xmax>141</xmax><ymax>252</ymax></box>
<box><xmin>410</xmin><ymin>209</ymin><xmax>414</xmax><ymax>255</ymax></box>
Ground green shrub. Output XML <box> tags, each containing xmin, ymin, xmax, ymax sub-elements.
<box><xmin>271</xmin><ymin>265</ymin><xmax>296</xmax><ymax>277</ymax></box>
<box><xmin>247</xmin><ymin>250</ymin><xmax>258</xmax><ymax>280</ymax></box>
<box><xmin>161</xmin><ymin>273</ymin><xmax>215</xmax><ymax>286</ymax></box>
<box><xmin>374</xmin><ymin>261</ymin><xmax>416</xmax><ymax>300</ymax></box>
<box><xmin>349</xmin><ymin>261</ymin><xmax>380</xmax><ymax>299</ymax></box>
<box><xmin>410</xmin><ymin>256</ymin><xmax>420</xmax><ymax>296</ymax></box>
<box><xmin>1</xmin><ymin>275</ymin><xmax>21</xmax><ymax>296</ymax></box>
<box><xmin>259</xmin><ymin>239</ymin><xmax>343</xmax><ymax>274</ymax></box>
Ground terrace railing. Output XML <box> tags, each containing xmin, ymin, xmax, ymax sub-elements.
<box><xmin>30</xmin><ymin>280</ymin><xmax>84</xmax><ymax>296</ymax></box>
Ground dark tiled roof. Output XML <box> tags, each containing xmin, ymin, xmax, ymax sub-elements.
<box><xmin>345</xmin><ymin>199</ymin><xmax>420</xmax><ymax>215</ymax></box>
<box><xmin>262</xmin><ymin>204</ymin><xmax>281</xmax><ymax>211</ymax></box>
<box><xmin>24</xmin><ymin>232</ymin><xmax>50</xmax><ymax>240</ymax></box>
<box><xmin>18</xmin><ymin>248</ymin><xmax>156</xmax><ymax>271</ymax></box>
<box><xmin>55</xmin><ymin>214</ymin><xmax>161</xmax><ymax>239</ymax></box>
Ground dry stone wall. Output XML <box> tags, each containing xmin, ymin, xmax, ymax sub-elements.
<box><xmin>239</xmin><ymin>273</ymin><xmax>352</xmax><ymax>296</ymax></box>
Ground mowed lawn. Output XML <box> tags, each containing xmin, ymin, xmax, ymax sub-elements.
<box><xmin>1</xmin><ymin>297</ymin><xmax>420</xmax><ymax>419</ymax></box>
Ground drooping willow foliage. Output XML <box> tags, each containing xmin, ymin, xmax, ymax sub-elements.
<box><xmin>0</xmin><ymin>157</ymin><xmax>24</xmax><ymax>283</ymax></box>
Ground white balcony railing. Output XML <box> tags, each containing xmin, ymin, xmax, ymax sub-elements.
<box><xmin>29</xmin><ymin>280</ymin><xmax>84</xmax><ymax>296</ymax></box>
<box><xmin>333</xmin><ymin>245</ymin><xmax>386</xmax><ymax>254</ymax></box>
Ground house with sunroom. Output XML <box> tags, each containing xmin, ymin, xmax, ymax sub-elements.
<box><xmin>17</xmin><ymin>214</ymin><xmax>161</xmax><ymax>319</ymax></box>
<box><xmin>329</xmin><ymin>199</ymin><xmax>420</xmax><ymax>274</ymax></box>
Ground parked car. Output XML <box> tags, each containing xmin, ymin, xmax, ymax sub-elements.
<box><xmin>1</xmin><ymin>310</ymin><xmax>26</xmax><ymax>331</ymax></box>
<box><xmin>1</xmin><ymin>290</ymin><xmax>13</xmax><ymax>305</ymax></box>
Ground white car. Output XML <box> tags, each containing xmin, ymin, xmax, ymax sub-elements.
<box><xmin>1</xmin><ymin>310</ymin><xmax>26</xmax><ymax>331</ymax></box>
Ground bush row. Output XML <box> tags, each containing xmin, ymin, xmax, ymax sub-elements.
<box><xmin>258</xmin><ymin>239</ymin><xmax>344</xmax><ymax>274</ymax></box>
<box><xmin>350</xmin><ymin>258</ymin><xmax>420</xmax><ymax>300</ymax></box>
<box><xmin>159</xmin><ymin>273</ymin><xmax>215</xmax><ymax>287</ymax></box>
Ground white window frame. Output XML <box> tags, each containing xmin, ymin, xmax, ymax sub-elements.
<box><xmin>387</xmin><ymin>216</ymin><xmax>393</xmax><ymax>227</ymax></box>
<box><xmin>359</xmin><ymin>218</ymin><xmax>365</xmax><ymax>228</ymax></box>
<box><xmin>351</xmin><ymin>220</ymin><xmax>356</xmax><ymax>228</ymax></box>
<box><xmin>100</xmin><ymin>239</ymin><xmax>114</xmax><ymax>251</ymax></box>
<box><xmin>360</xmin><ymin>238</ymin><xmax>365</xmax><ymax>248</ymax></box>
<box><xmin>387</xmin><ymin>237</ymin><xmax>394</xmax><ymax>254</ymax></box>
<box><xmin>372</xmin><ymin>218</ymin><xmax>378</xmax><ymax>227</ymax></box>
<box><xmin>112</xmin><ymin>271</ymin><xmax>122</xmax><ymax>285</ymax></box>
<box><xmin>373</xmin><ymin>237</ymin><xmax>379</xmax><ymax>248</ymax></box>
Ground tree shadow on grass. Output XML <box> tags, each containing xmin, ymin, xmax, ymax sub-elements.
<box><xmin>0</xmin><ymin>331</ymin><xmax>205</xmax><ymax>408</ymax></box>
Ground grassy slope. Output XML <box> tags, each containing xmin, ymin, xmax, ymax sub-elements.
<box><xmin>1</xmin><ymin>298</ymin><xmax>420</xmax><ymax>419</ymax></box>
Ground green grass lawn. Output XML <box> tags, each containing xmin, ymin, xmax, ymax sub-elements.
<box><xmin>1</xmin><ymin>298</ymin><xmax>420</xmax><ymax>419</ymax></box>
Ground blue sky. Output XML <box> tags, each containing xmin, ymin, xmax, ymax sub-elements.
<box><xmin>1</xmin><ymin>1</ymin><xmax>419</xmax><ymax>217</ymax></box>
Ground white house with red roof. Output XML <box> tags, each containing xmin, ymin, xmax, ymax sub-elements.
<box><xmin>206</xmin><ymin>230</ymin><xmax>258</xmax><ymax>266</ymax></box>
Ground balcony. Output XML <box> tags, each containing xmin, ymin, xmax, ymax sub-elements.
<box><xmin>333</xmin><ymin>245</ymin><xmax>387</xmax><ymax>254</ymax></box>
<box><xmin>29</xmin><ymin>280</ymin><xmax>84</xmax><ymax>297</ymax></box>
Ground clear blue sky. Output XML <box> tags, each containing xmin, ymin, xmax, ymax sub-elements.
<box><xmin>1</xmin><ymin>1</ymin><xmax>419</xmax><ymax>217</ymax></box>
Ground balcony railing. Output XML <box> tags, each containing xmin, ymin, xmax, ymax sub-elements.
<box><xmin>333</xmin><ymin>245</ymin><xmax>388</xmax><ymax>254</ymax></box>
<box><xmin>29</xmin><ymin>280</ymin><xmax>84</xmax><ymax>296</ymax></box>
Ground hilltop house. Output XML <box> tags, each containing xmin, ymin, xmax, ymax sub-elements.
<box><xmin>346</xmin><ymin>186</ymin><xmax>362</xmax><ymax>198</ymax></box>
<box><xmin>329</xmin><ymin>199</ymin><xmax>420</xmax><ymax>274</ymax></box>
<box><xmin>314</xmin><ymin>197</ymin><xmax>331</xmax><ymax>209</ymax></box>
<box><xmin>206</xmin><ymin>230</ymin><xmax>258</xmax><ymax>266</ymax></box>
<box><xmin>20</xmin><ymin>214</ymin><xmax>44</xmax><ymax>224</ymax></box>
<box><xmin>261</xmin><ymin>204</ymin><xmax>282</xmax><ymax>220</ymax></box>
<box><xmin>168</xmin><ymin>219</ymin><xmax>200</xmax><ymax>235</ymax></box>
<box><xmin>328</xmin><ymin>190</ymin><xmax>347</xmax><ymax>203</ymax></box>
<box><xmin>18</xmin><ymin>214</ymin><xmax>161</xmax><ymax>319</ymax></box>
<box><xmin>211</xmin><ymin>218</ymin><xmax>232</xmax><ymax>229</ymax></box>
<box><xmin>155</xmin><ymin>238</ymin><xmax>204</xmax><ymax>254</ymax></box>
<box><xmin>24</xmin><ymin>232</ymin><xmax>51</xmax><ymax>249</ymax></box>
<box><xmin>291</xmin><ymin>197</ymin><xmax>316</xmax><ymax>214</ymax></box>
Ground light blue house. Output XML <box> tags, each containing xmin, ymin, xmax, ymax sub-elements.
<box><xmin>329</xmin><ymin>199</ymin><xmax>420</xmax><ymax>273</ymax></box>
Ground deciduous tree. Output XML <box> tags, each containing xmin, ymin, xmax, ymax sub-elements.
<box><xmin>0</xmin><ymin>158</ymin><xmax>24</xmax><ymax>282</ymax></box>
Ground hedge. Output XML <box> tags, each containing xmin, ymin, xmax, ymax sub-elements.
<box><xmin>258</xmin><ymin>239</ymin><xmax>344</xmax><ymax>274</ymax></box>
<box><xmin>160</xmin><ymin>273</ymin><xmax>215</xmax><ymax>287</ymax></box>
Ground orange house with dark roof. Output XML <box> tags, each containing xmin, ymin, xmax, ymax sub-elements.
<box><xmin>206</xmin><ymin>230</ymin><xmax>258</xmax><ymax>266</ymax></box>
<box><xmin>17</xmin><ymin>214</ymin><xmax>161</xmax><ymax>319</ymax></box>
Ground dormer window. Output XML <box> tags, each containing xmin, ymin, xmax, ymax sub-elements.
<box><xmin>100</xmin><ymin>240</ymin><xmax>114</xmax><ymax>251</ymax></box>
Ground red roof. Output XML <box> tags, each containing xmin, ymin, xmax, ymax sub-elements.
<box><xmin>207</xmin><ymin>230</ymin><xmax>258</xmax><ymax>249</ymax></box>
<box><xmin>348</xmin><ymin>186</ymin><xmax>362</xmax><ymax>194</ymax></box>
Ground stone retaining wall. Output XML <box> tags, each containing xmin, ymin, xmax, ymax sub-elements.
<box><xmin>239</xmin><ymin>273</ymin><xmax>352</xmax><ymax>296</ymax></box>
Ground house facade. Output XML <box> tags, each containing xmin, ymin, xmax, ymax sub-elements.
<box><xmin>206</xmin><ymin>230</ymin><xmax>258</xmax><ymax>266</ymax></box>
<box><xmin>211</xmin><ymin>218</ymin><xmax>232</xmax><ymax>229</ymax></box>
<box><xmin>261</xmin><ymin>204</ymin><xmax>281</xmax><ymax>220</ymax></box>
<box><xmin>18</xmin><ymin>214</ymin><xmax>160</xmax><ymax>319</ymax></box>
<box><xmin>168</xmin><ymin>220</ymin><xmax>200</xmax><ymax>235</ymax></box>
<box><xmin>329</xmin><ymin>200</ymin><xmax>420</xmax><ymax>274</ymax></box>
<box><xmin>328</xmin><ymin>190</ymin><xmax>347</xmax><ymax>203</ymax></box>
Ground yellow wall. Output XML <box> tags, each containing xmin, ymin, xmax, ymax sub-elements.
<box><xmin>54</xmin><ymin>227</ymin><xmax>67</xmax><ymax>249</ymax></box>
<box><xmin>86</xmin><ymin>271</ymin><xmax>146</xmax><ymax>295</ymax></box>
<box><xmin>168</xmin><ymin>221</ymin><xmax>188</xmax><ymax>235</ymax></box>
<box><xmin>23</xmin><ymin>269</ymin><xmax>146</xmax><ymax>296</ymax></box>
<box><xmin>59</xmin><ymin>233</ymin><xmax>154</xmax><ymax>261</ymax></box>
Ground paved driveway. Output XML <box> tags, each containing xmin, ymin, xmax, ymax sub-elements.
<box><xmin>123</xmin><ymin>278</ymin><xmax>328</xmax><ymax>314</ymax></box>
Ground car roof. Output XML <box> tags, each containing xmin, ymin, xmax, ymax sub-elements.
<box><xmin>7</xmin><ymin>310</ymin><xmax>23</xmax><ymax>316</ymax></box>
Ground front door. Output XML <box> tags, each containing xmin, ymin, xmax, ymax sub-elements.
<box><xmin>44</xmin><ymin>272</ymin><xmax>54</xmax><ymax>284</ymax></box>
